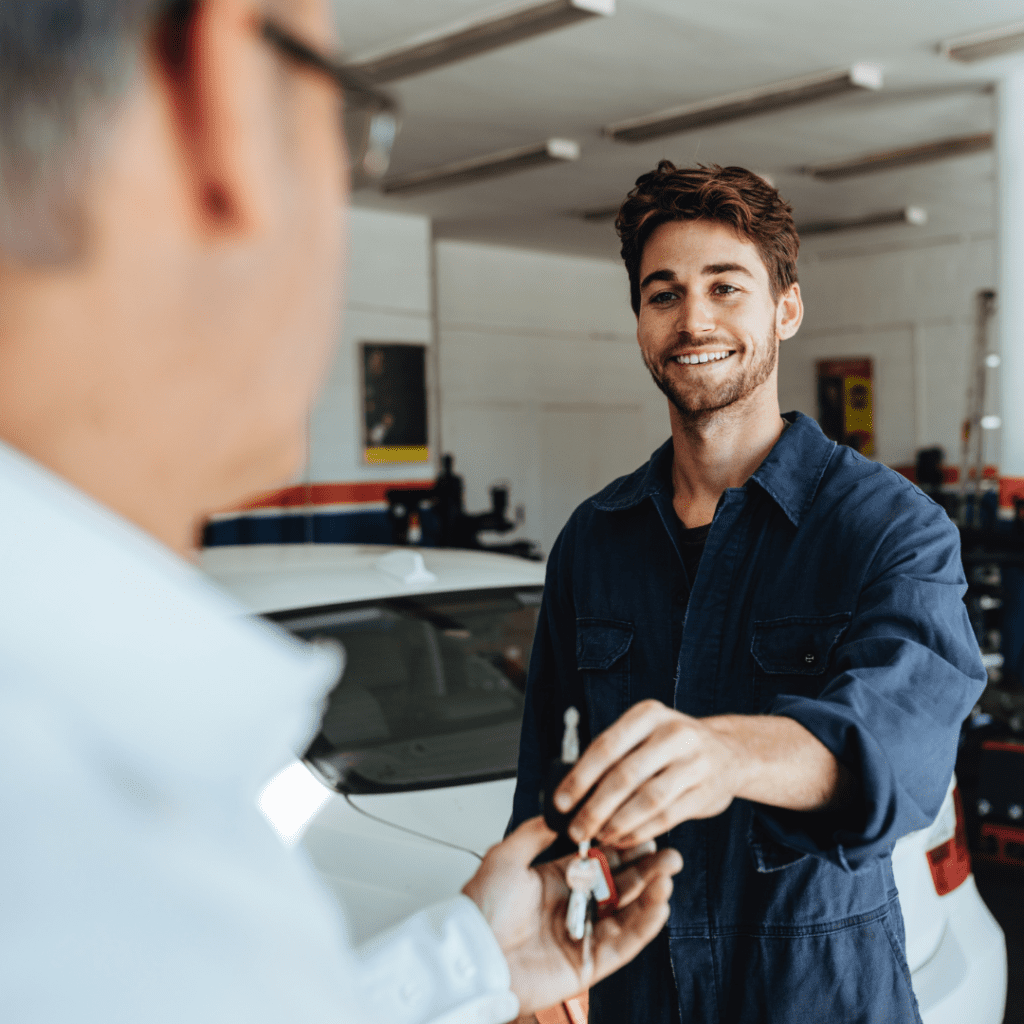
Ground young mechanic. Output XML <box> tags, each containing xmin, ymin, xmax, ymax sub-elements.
<box><xmin>0</xmin><ymin>3</ymin><xmax>682</xmax><ymax>1022</ymax></box>
<box><xmin>509</xmin><ymin>161</ymin><xmax>987</xmax><ymax>1023</ymax></box>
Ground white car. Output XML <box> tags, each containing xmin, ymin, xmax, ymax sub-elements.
<box><xmin>201</xmin><ymin>543</ymin><xmax>1008</xmax><ymax>1024</ymax></box>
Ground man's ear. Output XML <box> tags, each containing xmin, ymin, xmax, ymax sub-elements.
<box><xmin>776</xmin><ymin>282</ymin><xmax>803</xmax><ymax>341</ymax></box>
<box><xmin>154</xmin><ymin>0</ymin><xmax>278</xmax><ymax>237</ymax></box>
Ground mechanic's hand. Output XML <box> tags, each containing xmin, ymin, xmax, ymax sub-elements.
<box><xmin>462</xmin><ymin>817</ymin><xmax>681</xmax><ymax>1016</ymax></box>
<box><xmin>554</xmin><ymin>700</ymin><xmax>748</xmax><ymax>847</ymax></box>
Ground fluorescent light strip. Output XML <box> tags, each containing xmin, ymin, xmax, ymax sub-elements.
<box><xmin>604</xmin><ymin>64</ymin><xmax>882</xmax><ymax>143</ymax></box>
<box><xmin>941</xmin><ymin>22</ymin><xmax>1024</xmax><ymax>63</ymax></box>
<box><xmin>799</xmin><ymin>206</ymin><xmax>928</xmax><ymax>236</ymax></box>
<box><xmin>382</xmin><ymin>138</ymin><xmax>580</xmax><ymax>196</ymax></box>
<box><xmin>805</xmin><ymin>132</ymin><xmax>993</xmax><ymax>181</ymax></box>
<box><xmin>581</xmin><ymin>204</ymin><xmax>930</xmax><ymax>234</ymax></box>
<box><xmin>579</xmin><ymin>205</ymin><xmax>619</xmax><ymax>222</ymax></box>
<box><xmin>349</xmin><ymin>0</ymin><xmax>615</xmax><ymax>84</ymax></box>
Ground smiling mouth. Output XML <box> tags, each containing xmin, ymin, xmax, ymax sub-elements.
<box><xmin>673</xmin><ymin>350</ymin><xmax>735</xmax><ymax>365</ymax></box>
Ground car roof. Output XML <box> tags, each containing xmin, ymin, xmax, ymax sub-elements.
<box><xmin>200</xmin><ymin>543</ymin><xmax>546</xmax><ymax>615</ymax></box>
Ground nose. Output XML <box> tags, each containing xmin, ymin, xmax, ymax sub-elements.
<box><xmin>674</xmin><ymin>295</ymin><xmax>715</xmax><ymax>338</ymax></box>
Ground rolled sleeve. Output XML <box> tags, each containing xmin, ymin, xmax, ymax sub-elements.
<box><xmin>757</xmin><ymin>502</ymin><xmax>987</xmax><ymax>870</ymax></box>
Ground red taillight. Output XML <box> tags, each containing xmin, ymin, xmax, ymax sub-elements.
<box><xmin>926</xmin><ymin>786</ymin><xmax>972</xmax><ymax>896</ymax></box>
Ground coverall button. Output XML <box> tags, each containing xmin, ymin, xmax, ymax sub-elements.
<box><xmin>804</xmin><ymin>652</ymin><xmax>816</xmax><ymax>665</ymax></box>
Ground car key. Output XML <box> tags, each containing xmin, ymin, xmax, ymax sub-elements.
<box><xmin>543</xmin><ymin>706</ymin><xmax>589</xmax><ymax>839</ymax></box>
<box><xmin>585</xmin><ymin>846</ymin><xmax>619</xmax><ymax>919</ymax></box>
<box><xmin>565</xmin><ymin>839</ymin><xmax>600</xmax><ymax>941</ymax></box>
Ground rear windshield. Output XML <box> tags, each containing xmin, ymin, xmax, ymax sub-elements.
<box><xmin>271</xmin><ymin>586</ymin><xmax>541</xmax><ymax>793</ymax></box>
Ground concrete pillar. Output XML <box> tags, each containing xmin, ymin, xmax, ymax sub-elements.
<box><xmin>998</xmin><ymin>66</ymin><xmax>1024</xmax><ymax>502</ymax></box>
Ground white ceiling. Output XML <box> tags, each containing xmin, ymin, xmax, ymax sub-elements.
<box><xmin>332</xmin><ymin>0</ymin><xmax>1024</xmax><ymax>261</ymax></box>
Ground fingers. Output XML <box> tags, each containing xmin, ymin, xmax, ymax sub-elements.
<box><xmin>463</xmin><ymin>817</ymin><xmax>553</xmax><ymax>923</ymax></box>
<box><xmin>609</xmin><ymin>778</ymin><xmax>736</xmax><ymax>847</ymax></box>
<box><xmin>553</xmin><ymin>700</ymin><xmax>671</xmax><ymax>815</ymax></box>
<box><xmin>593</xmin><ymin>761</ymin><xmax>698</xmax><ymax>845</ymax></box>
<box><xmin>588</xmin><ymin>867</ymin><xmax>676</xmax><ymax>986</ymax></box>
<box><xmin>602</xmin><ymin>840</ymin><xmax>657</xmax><ymax>870</ymax></box>
<box><xmin>567</xmin><ymin>723</ymin><xmax>702</xmax><ymax>843</ymax></box>
<box><xmin>609</xmin><ymin>848</ymin><xmax>683</xmax><ymax>910</ymax></box>
<box><xmin>499</xmin><ymin>842</ymin><xmax>681</xmax><ymax>1013</ymax></box>
<box><xmin>604</xmin><ymin>808</ymin><xmax>681</xmax><ymax>848</ymax></box>
<box><xmin>493</xmin><ymin>816</ymin><xmax>558</xmax><ymax>865</ymax></box>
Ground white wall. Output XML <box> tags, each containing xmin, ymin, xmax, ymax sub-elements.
<box><xmin>306</xmin><ymin>207</ymin><xmax>435</xmax><ymax>484</ymax></box>
<box><xmin>998</xmin><ymin>68</ymin><xmax>1024</xmax><ymax>480</ymax></box>
<box><xmin>435</xmin><ymin>240</ymin><xmax>669</xmax><ymax>555</ymax></box>
<box><xmin>311</xmin><ymin>216</ymin><xmax>998</xmax><ymax>552</ymax></box>
<box><xmin>786</xmin><ymin>231</ymin><xmax>999</xmax><ymax>469</ymax></box>
<box><xmin>436</xmin><ymin>229</ymin><xmax>1000</xmax><ymax>557</ymax></box>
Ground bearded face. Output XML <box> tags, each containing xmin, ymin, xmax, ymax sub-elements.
<box><xmin>634</xmin><ymin>219</ymin><xmax>791</xmax><ymax>423</ymax></box>
<box><xmin>641</xmin><ymin>321</ymin><xmax>778</xmax><ymax>419</ymax></box>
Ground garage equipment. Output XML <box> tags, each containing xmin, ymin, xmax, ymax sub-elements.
<box><xmin>960</xmin><ymin>288</ymin><xmax>998</xmax><ymax>509</ymax></box>
<box><xmin>975</xmin><ymin>738</ymin><xmax>1024</xmax><ymax>868</ymax></box>
<box><xmin>386</xmin><ymin>453</ymin><xmax>541</xmax><ymax>558</ymax></box>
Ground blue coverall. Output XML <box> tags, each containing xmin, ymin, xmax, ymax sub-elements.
<box><xmin>509</xmin><ymin>411</ymin><xmax>987</xmax><ymax>1024</ymax></box>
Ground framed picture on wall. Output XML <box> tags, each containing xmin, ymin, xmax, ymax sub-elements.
<box><xmin>816</xmin><ymin>357</ymin><xmax>875</xmax><ymax>456</ymax></box>
<box><xmin>360</xmin><ymin>342</ymin><xmax>429</xmax><ymax>464</ymax></box>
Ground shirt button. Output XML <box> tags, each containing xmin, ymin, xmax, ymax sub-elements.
<box><xmin>452</xmin><ymin>955</ymin><xmax>475</xmax><ymax>981</ymax></box>
<box><xmin>804</xmin><ymin>652</ymin><xmax>816</xmax><ymax>665</ymax></box>
<box><xmin>399</xmin><ymin>981</ymin><xmax>423</xmax><ymax>1005</ymax></box>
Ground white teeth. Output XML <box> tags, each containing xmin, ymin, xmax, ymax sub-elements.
<box><xmin>676</xmin><ymin>351</ymin><xmax>732</xmax><ymax>365</ymax></box>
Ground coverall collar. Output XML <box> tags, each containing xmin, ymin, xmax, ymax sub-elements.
<box><xmin>592</xmin><ymin>410</ymin><xmax>836</xmax><ymax>527</ymax></box>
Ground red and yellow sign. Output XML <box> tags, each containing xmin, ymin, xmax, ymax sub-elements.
<box><xmin>817</xmin><ymin>358</ymin><xmax>875</xmax><ymax>456</ymax></box>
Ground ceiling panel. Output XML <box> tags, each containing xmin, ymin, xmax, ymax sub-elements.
<box><xmin>332</xmin><ymin>0</ymin><xmax>1021</xmax><ymax>259</ymax></box>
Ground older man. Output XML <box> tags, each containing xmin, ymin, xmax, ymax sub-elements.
<box><xmin>0</xmin><ymin>3</ymin><xmax>680</xmax><ymax>1023</ymax></box>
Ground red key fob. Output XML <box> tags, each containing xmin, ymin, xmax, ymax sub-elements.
<box><xmin>586</xmin><ymin>848</ymin><xmax>619</xmax><ymax>919</ymax></box>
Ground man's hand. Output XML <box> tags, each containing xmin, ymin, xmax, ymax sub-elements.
<box><xmin>462</xmin><ymin>817</ymin><xmax>682</xmax><ymax>1016</ymax></box>
<box><xmin>553</xmin><ymin>701</ymin><xmax>849</xmax><ymax>847</ymax></box>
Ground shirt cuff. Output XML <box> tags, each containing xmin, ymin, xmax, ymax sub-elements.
<box><xmin>357</xmin><ymin>895</ymin><xmax>518</xmax><ymax>1024</ymax></box>
<box><xmin>761</xmin><ymin>696</ymin><xmax>890</xmax><ymax>869</ymax></box>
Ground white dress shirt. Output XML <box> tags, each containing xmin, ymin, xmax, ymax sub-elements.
<box><xmin>0</xmin><ymin>441</ymin><xmax>518</xmax><ymax>1024</ymax></box>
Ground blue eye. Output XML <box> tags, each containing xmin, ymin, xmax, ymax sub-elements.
<box><xmin>650</xmin><ymin>291</ymin><xmax>675</xmax><ymax>304</ymax></box>
<box><xmin>714</xmin><ymin>284</ymin><xmax>738</xmax><ymax>295</ymax></box>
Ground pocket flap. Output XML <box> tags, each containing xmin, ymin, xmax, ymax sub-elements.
<box><xmin>751</xmin><ymin>614</ymin><xmax>851</xmax><ymax>676</ymax></box>
<box><xmin>576</xmin><ymin>618</ymin><xmax>633</xmax><ymax>670</ymax></box>
<box><xmin>748</xmin><ymin>812</ymin><xmax>810</xmax><ymax>873</ymax></box>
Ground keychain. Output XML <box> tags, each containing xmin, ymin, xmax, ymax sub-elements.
<box><xmin>565</xmin><ymin>841</ymin><xmax>600</xmax><ymax>940</ymax></box>
<box><xmin>550</xmin><ymin>707</ymin><xmax>622</xmax><ymax>974</ymax></box>
<box><xmin>542</xmin><ymin>707</ymin><xmax>583</xmax><ymax>838</ymax></box>
<box><xmin>543</xmin><ymin>707</ymin><xmax>667</xmax><ymax>972</ymax></box>
<box><xmin>584</xmin><ymin>846</ymin><xmax>619</xmax><ymax>919</ymax></box>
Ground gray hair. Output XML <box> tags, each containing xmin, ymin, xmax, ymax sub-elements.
<box><xmin>0</xmin><ymin>1</ymin><xmax>160</xmax><ymax>262</ymax></box>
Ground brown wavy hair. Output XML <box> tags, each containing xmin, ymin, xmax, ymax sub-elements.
<box><xmin>616</xmin><ymin>161</ymin><xmax>799</xmax><ymax>315</ymax></box>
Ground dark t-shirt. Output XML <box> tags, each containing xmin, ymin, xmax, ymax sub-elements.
<box><xmin>678</xmin><ymin>521</ymin><xmax>711</xmax><ymax>591</ymax></box>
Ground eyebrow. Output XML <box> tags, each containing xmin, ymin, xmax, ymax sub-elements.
<box><xmin>639</xmin><ymin>262</ymin><xmax>756</xmax><ymax>291</ymax></box>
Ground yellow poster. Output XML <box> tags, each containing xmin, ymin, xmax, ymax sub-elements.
<box><xmin>843</xmin><ymin>375</ymin><xmax>875</xmax><ymax>456</ymax></box>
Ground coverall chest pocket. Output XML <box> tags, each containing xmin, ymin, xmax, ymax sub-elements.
<box><xmin>751</xmin><ymin>613</ymin><xmax>851</xmax><ymax>711</ymax></box>
<box><xmin>576</xmin><ymin>618</ymin><xmax>633</xmax><ymax>738</ymax></box>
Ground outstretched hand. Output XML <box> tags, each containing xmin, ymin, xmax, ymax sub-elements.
<box><xmin>552</xmin><ymin>700</ymin><xmax>848</xmax><ymax>848</ymax></box>
<box><xmin>462</xmin><ymin>817</ymin><xmax>682</xmax><ymax>1016</ymax></box>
